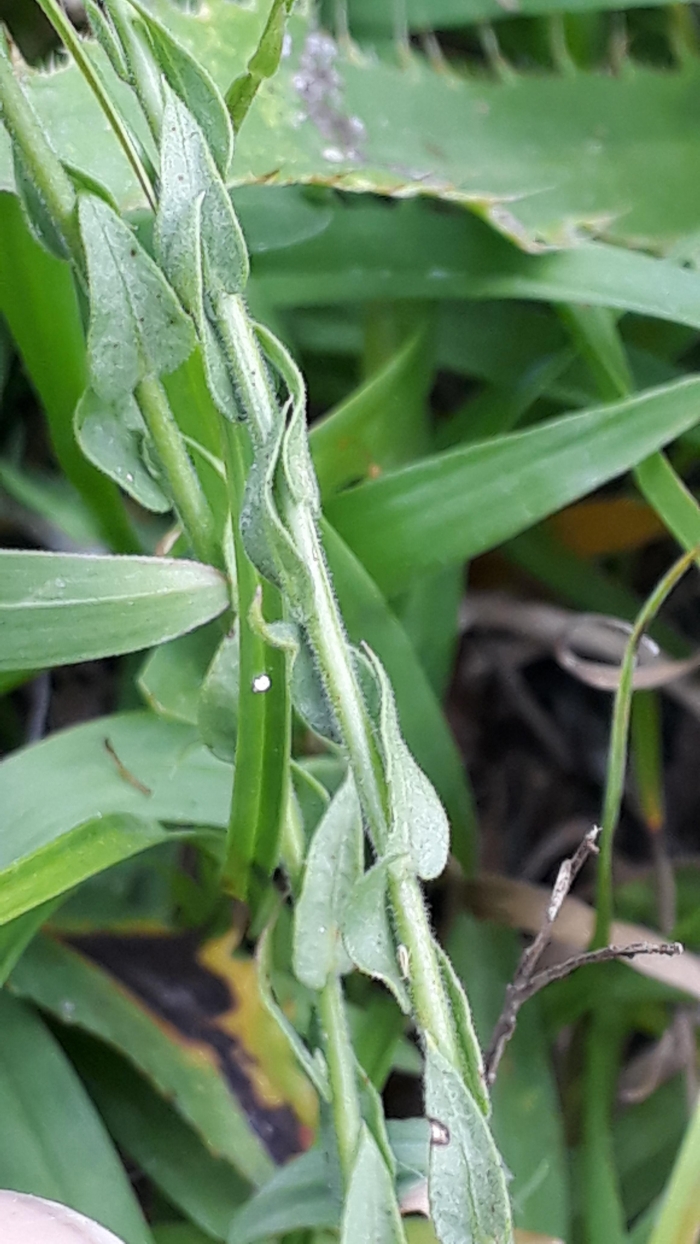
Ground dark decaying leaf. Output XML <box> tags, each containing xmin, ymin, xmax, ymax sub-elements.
<box><xmin>9</xmin><ymin>931</ymin><xmax>317</xmax><ymax>1186</ymax></box>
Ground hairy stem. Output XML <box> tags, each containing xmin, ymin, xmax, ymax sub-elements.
<box><xmin>135</xmin><ymin>375</ymin><xmax>218</xmax><ymax>566</ymax></box>
<box><xmin>0</xmin><ymin>37</ymin><xmax>80</xmax><ymax>256</ymax></box>
<box><xmin>318</xmin><ymin>974</ymin><xmax>362</xmax><ymax>1185</ymax></box>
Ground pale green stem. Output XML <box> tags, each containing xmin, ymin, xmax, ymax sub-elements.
<box><xmin>318</xmin><ymin>974</ymin><xmax>362</xmax><ymax>1186</ymax></box>
<box><xmin>214</xmin><ymin>291</ymin><xmax>466</xmax><ymax>1076</ymax></box>
<box><xmin>0</xmin><ymin>38</ymin><xmax>80</xmax><ymax>256</ymax></box>
<box><xmin>35</xmin><ymin>0</ymin><xmax>156</xmax><ymax>210</ymax></box>
<box><xmin>284</xmin><ymin>498</ymin><xmax>462</xmax><ymax>1069</ymax></box>
<box><xmin>388</xmin><ymin>862</ymin><xmax>462</xmax><ymax>1065</ymax></box>
<box><xmin>101</xmin><ymin>0</ymin><xmax>165</xmax><ymax>143</ymax></box>
<box><xmin>282</xmin><ymin>498</ymin><xmax>389</xmax><ymax>847</ymax></box>
<box><xmin>135</xmin><ymin>375</ymin><xmax>218</xmax><ymax>566</ymax></box>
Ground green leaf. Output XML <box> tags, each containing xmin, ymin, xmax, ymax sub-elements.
<box><xmin>0</xmin><ymin>991</ymin><xmax>153</xmax><ymax>1244</ymax></box>
<box><xmin>432</xmin><ymin>939</ymin><xmax>489</xmax><ymax>1119</ymax></box>
<box><xmin>234</xmin><ymin>185</ymin><xmax>332</xmax><ymax>255</ymax></box>
<box><xmin>341</xmin><ymin>861</ymin><xmax>410</xmax><ymax>1014</ymax></box>
<box><xmin>340</xmin><ymin>1125</ymin><xmax>407</xmax><ymax>1244</ymax></box>
<box><xmin>0</xmin><ymin>551</ymin><xmax>228</xmax><ymax>670</ymax></box>
<box><xmin>0</xmin><ymin>712</ymin><xmax>232</xmax><ymax>874</ymax></box>
<box><xmin>0</xmin><ymin>902</ymin><xmax>58</xmax><ymax>987</ymax></box>
<box><xmin>0</xmin><ymin>812</ymin><xmax>174</xmax><ymax>926</ymax></box>
<box><xmin>156</xmin><ymin>87</ymin><xmax>248</xmax><ymax>306</ymax></box>
<box><xmin>73</xmin><ymin>1040</ymin><xmax>249</xmax><ymax>1241</ymax></box>
<box><xmin>323</xmin><ymin>522</ymin><xmax>476</xmax><ymax>873</ymax></box>
<box><xmin>252</xmin><ymin>198</ymin><xmax>700</xmax><ymax>330</ymax></box>
<box><xmin>9</xmin><ymin>4</ymin><xmax>700</xmax><ymax>249</ymax></box>
<box><xmin>310</xmin><ymin>325</ymin><xmax>432</xmax><ymax>497</ymax></box>
<box><xmin>228</xmin><ymin>1119</ymin><xmax>428</xmax><ymax>1244</ymax></box>
<box><xmin>9</xmin><ymin>935</ymin><xmax>279</xmax><ymax>1188</ymax></box>
<box><xmin>0</xmin><ymin>192</ymin><xmax>136</xmax><ymax>552</ymax></box>
<box><xmin>327</xmin><ymin>377</ymin><xmax>700</xmax><ymax>597</ymax></box>
<box><xmin>424</xmin><ymin>1040</ymin><xmax>513</xmax><ymax>1244</ymax></box>
<box><xmin>84</xmin><ymin>0</ymin><xmax>130</xmax><ymax>82</ymax></box>
<box><xmin>79</xmin><ymin>193</ymin><xmax>196</xmax><ymax>403</ymax></box>
<box><xmin>226</xmin><ymin>0</ymin><xmax>293</xmax><ymax>133</ymax></box>
<box><xmin>367</xmin><ymin>649</ymin><xmax>449</xmax><ymax>881</ymax></box>
<box><xmin>257</xmin><ymin>920</ymin><xmax>330</xmax><ymax>1101</ymax></box>
<box><xmin>197</xmin><ymin>627</ymin><xmax>240</xmax><ymax>762</ymax></box>
<box><xmin>293</xmin><ymin>772</ymin><xmax>364</xmax><ymax>991</ymax></box>
<box><xmin>138</xmin><ymin>622</ymin><xmax>221</xmax><ymax>724</ymax></box>
<box><xmin>129</xmin><ymin>0</ymin><xmax>233</xmax><ymax>176</ymax></box>
<box><xmin>74</xmin><ymin>387</ymin><xmax>173</xmax><ymax>513</ymax></box>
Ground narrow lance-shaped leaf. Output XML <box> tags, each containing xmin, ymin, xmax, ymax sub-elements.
<box><xmin>157</xmin><ymin>87</ymin><xmax>247</xmax><ymax>306</ymax></box>
<box><xmin>155</xmin><ymin>88</ymin><xmax>248</xmax><ymax>419</ymax></box>
<box><xmin>342</xmin><ymin>861</ymin><xmax>410</xmax><ymax>1014</ymax></box>
<box><xmin>0</xmin><ymin>551</ymin><xmax>228</xmax><ymax>670</ymax></box>
<box><xmin>327</xmin><ymin>376</ymin><xmax>700</xmax><ymax>597</ymax></box>
<box><xmin>129</xmin><ymin>0</ymin><xmax>233</xmax><ymax>176</ymax></box>
<box><xmin>340</xmin><ymin>1125</ymin><xmax>408</xmax><ymax>1244</ymax></box>
<box><xmin>79</xmin><ymin>193</ymin><xmax>195</xmax><ymax>403</ymax></box>
<box><xmin>0</xmin><ymin>813</ymin><xmax>172</xmax><ymax>927</ymax></box>
<box><xmin>293</xmin><ymin>772</ymin><xmax>363</xmax><ymax>991</ymax></box>
<box><xmin>226</xmin><ymin>0</ymin><xmax>293</xmax><ymax>134</ymax></box>
<box><xmin>424</xmin><ymin>1041</ymin><xmax>513</xmax><ymax>1244</ymax></box>
<box><xmin>0</xmin><ymin>991</ymin><xmax>153</xmax><ymax>1244</ymax></box>
<box><xmin>367</xmin><ymin>650</ymin><xmax>449</xmax><ymax>882</ymax></box>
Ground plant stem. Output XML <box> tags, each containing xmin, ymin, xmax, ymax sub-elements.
<box><xmin>0</xmin><ymin>37</ymin><xmax>80</xmax><ymax>257</ymax></box>
<box><xmin>283</xmin><ymin>499</ymin><xmax>389</xmax><ymax>848</ymax></box>
<box><xmin>318</xmin><ymin>974</ymin><xmax>362</xmax><ymax>1185</ymax></box>
<box><xmin>34</xmin><ymin>0</ymin><xmax>156</xmax><ymax>210</ymax></box>
<box><xmin>216</xmin><ymin>292</ymin><xmax>467</xmax><ymax>1079</ymax></box>
<box><xmin>284</xmin><ymin>500</ymin><xmax>464</xmax><ymax>1072</ymax></box>
<box><xmin>135</xmin><ymin>375</ymin><xmax>218</xmax><ymax>566</ymax></box>
<box><xmin>100</xmin><ymin>0</ymin><xmax>165</xmax><ymax>144</ymax></box>
<box><xmin>388</xmin><ymin>861</ymin><xmax>461</xmax><ymax>1065</ymax></box>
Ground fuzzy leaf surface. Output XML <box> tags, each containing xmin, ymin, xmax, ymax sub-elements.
<box><xmin>79</xmin><ymin>194</ymin><xmax>195</xmax><ymax>402</ymax></box>
<box><xmin>293</xmin><ymin>773</ymin><xmax>363</xmax><ymax>991</ymax></box>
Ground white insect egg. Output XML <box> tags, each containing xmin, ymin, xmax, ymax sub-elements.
<box><xmin>251</xmin><ymin>673</ymin><xmax>271</xmax><ymax>694</ymax></box>
<box><xmin>0</xmin><ymin>1192</ymin><xmax>127</xmax><ymax>1244</ymax></box>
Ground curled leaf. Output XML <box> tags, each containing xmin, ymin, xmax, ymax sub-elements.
<box><xmin>75</xmin><ymin>387</ymin><xmax>172</xmax><ymax>513</ymax></box>
<box><xmin>556</xmin><ymin>612</ymin><xmax>700</xmax><ymax>691</ymax></box>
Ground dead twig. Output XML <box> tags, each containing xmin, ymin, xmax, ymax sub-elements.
<box><xmin>484</xmin><ymin>827</ymin><xmax>683</xmax><ymax>1084</ymax></box>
